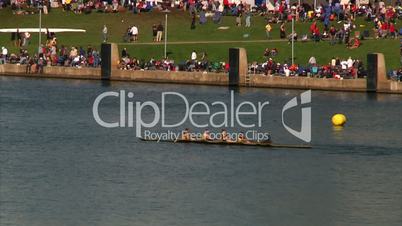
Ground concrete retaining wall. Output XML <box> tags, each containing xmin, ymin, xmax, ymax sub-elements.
<box><xmin>1</xmin><ymin>64</ymin><xmax>401</xmax><ymax>93</ymax></box>
<box><xmin>0</xmin><ymin>64</ymin><xmax>27</xmax><ymax>74</ymax></box>
<box><xmin>111</xmin><ymin>69</ymin><xmax>228</xmax><ymax>85</ymax></box>
<box><xmin>249</xmin><ymin>75</ymin><xmax>368</xmax><ymax>91</ymax></box>
<box><xmin>44</xmin><ymin>66</ymin><xmax>100</xmax><ymax>79</ymax></box>
<box><xmin>382</xmin><ymin>80</ymin><xmax>402</xmax><ymax>93</ymax></box>
<box><xmin>0</xmin><ymin>64</ymin><xmax>100</xmax><ymax>79</ymax></box>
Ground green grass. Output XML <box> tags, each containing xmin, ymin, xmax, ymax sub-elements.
<box><xmin>0</xmin><ymin>8</ymin><xmax>400</xmax><ymax>69</ymax></box>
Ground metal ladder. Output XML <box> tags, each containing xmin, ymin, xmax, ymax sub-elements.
<box><xmin>245</xmin><ymin>73</ymin><xmax>251</xmax><ymax>87</ymax></box>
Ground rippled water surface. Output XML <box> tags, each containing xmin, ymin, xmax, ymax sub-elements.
<box><xmin>1</xmin><ymin>76</ymin><xmax>401</xmax><ymax>226</ymax></box>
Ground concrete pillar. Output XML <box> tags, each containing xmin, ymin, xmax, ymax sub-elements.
<box><xmin>228</xmin><ymin>48</ymin><xmax>248</xmax><ymax>86</ymax></box>
<box><xmin>101</xmin><ymin>43</ymin><xmax>119</xmax><ymax>80</ymax></box>
<box><xmin>375</xmin><ymin>53</ymin><xmax>388</xmax><ymax>91</ymax></box>
<box><xmin>366</xmin><ymin>53</ymin><xmax>387</xmax><ymax>92</ymax></box>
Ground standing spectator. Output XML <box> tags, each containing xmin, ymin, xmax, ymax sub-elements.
<box><xmin>183</xmin><ymin>0</ymin><xmax>188</xmax><ymax>11</ymax></box>
<box><xmin>344</xmin><ymin>28</ymin><xmax>350</xmax><ymax>44</ymax></box>
<box><xmin>236</xmin><ymin>12</ymin><xmax>242</xmax><ymax>26</ymax></box>
<box><xmin>213</xmin><ymin>3</ymin><xmax>224</xmax><ymax>24</ymax></box>
<box><xmin>1</xmin><ymin>46</ymin><xmax>8</xmax><ymax>64</ymax></box>
<box><xmin>265</xmin><ymin>23</ymin><xmax>272</xmax><ymax>39</ymax></box>
<box><xmin>11</xmin><ymin>31</ymin><xmax>16</xmax><ymax>46</ymax></box>
<box><xmin>188</xmin><ymin>0</ymin><xmax>195</xmax><ymax>15</ymax></box>
<box><xmin>389</xmin><ymin>22</ymin><xmax>396</xmax><ymax>39</ymax></box>
<box><xmin>329</xmin><ymin>25</ymin><xmax>337</xmax><ymax>45</ymax></box>
<box><xmin>156</xmin><ymin>22</ymin><xmax>164</xmax><ymax>42</ymax></box>
<box><xmin>191</xmin><ymin>12</ymin><xmax>196</xmax><ymax>29</ymax></box>
<box><xmin>152</xmin><ymin>24</ymin><xmax>158</xmax><ymax>41</ymax></box>
<box><xmin>280</xmin><ymin>23</ymin><xmax>286</xmax><ymax>39</ymax></box>
<box><xmin>200</xmin><ymin>10</ymin><xmax>207</xmax><ymax>24</ymax></box>
<box><xmin>130</xmin><ymin>25</ymin><xmax>138</xmax><ymax>41</ymax></box>
<box><xmin>21</xmin><ymin>32</ymin><xmax>31</xmax><ymax>47</ymax></box>
<box><xmin>347</xmin><ymin>57</ymin><xmax>354</xmax><ymax>68</ymax></box>
<box><xmin>245</xmin><ymin>10</ymin><xmax>251</xmax><ymax>27</ymax></box>
<box><xmin>102</xmin><ymin>25</ymin><xmax>108</xmax><ymax>43</ymax></box>
<box><xmin>313</xmin><ymin>27</ymin><xmax>321</xmax><ymax>42</ymax></box>
<box><xmin>121</xmin><ymin>48</ymin><xmax>128</xmax><ymax>58</ymax></box>
<box><xmin>16</xmin><ymin>29</ymin><xmax>21</xmax><ymax>47</ymax></box>
<box><xmin>22</xmin><ymin>32</ymin><xmax>31</xmax><ymax>47</ymax></box>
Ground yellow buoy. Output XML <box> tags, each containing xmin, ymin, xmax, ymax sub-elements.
<box><xmin>332</xmin><ymin>114</ymin><xmax>347</xmax><ymax>126</ymax></box>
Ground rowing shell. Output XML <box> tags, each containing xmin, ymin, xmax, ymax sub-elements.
<box><xmin>139</xmin><ymin>138</ymin><xmax>311</xmax><ymax>149</ymax></box>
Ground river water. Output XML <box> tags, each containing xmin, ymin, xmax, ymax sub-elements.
<box><xmin>1</xmin><ymin>76</ymin><xmax>401</xmax><ymax>226</ymax></box>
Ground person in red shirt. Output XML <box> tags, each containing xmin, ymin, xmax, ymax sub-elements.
<box><xmin>278</xmin><ymin>3</ymin><xmax>285</xmax><ymax>20</ymax></box>
<box><xmin>313</xmin><ymin>27</ymin><xmax>320</xmax><ymax>42</ymax></box>
<box><xmin>310</xmin><ymin>21</ymin><xmax>317</xmax><ymax>35</ymax></box>
<box><xmin>289</xmin><ymin>64</ymin><xmax>298</xmax><ymax>72</ymax></box>
<box><xmin>389</xmin><ymin>22</ymin><xmax>396</xmax><ymax>39</ymax></box>
<box><xmin>381</xmin><ymin>22</ymin><xmax>389</xmax><ymax>38</ymax></box>
<box><xmin>349</xmin><ymin>37</ymin><xmax>360</xmax><ymax>49</ymax></box>
<box><xmin>351</xmin><ymin>4</ymin><xmax>357</xmax><ymax>20</ymax></box>
<box><xmin>224</xmin><ymin>62</ymin><xmax>229</xmax><ymax>72</ymax></box>
<box><xmin>386</xmin><ymin>8</ymin><xmax>395</xmax><ymax>21</ymax></box>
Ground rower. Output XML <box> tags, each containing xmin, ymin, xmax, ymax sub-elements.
<box><xmin>221</xmin><ymin>129</ymin><xmax>236</xmax><ymax>143</ymax></box>
<box><xmin>221</xmin><ymin>129</ymin><xmax>229</xmax><ymax>141</ymax></box>
<box><xmin>202</xmin><ymin>129</ymin><xmax>213</xmax><ymax>141</ymax></box>
<box><xmin>180</xmin><ymin>128</ymin><xmax>191</xmax><ymax>141</ymax></box>
<box><xmin>238</xmin><ymin>132</ymin><xmax>251</xmax><ymax>144</ymax></box>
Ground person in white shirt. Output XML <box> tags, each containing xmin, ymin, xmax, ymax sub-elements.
<box><xmin>378</xmin><ymin>1</ymin><xmax>385</xmax><ymax>10</ymax></box>
<box><xmin>1</xmin><ymin>46</ymin><xmax>8</xmax><ymax>64</ymax></box>
<box><xmin>347</xmin><ymin>57</ymin><xmax>354</xmax><ymax>68</ymax></box>
<box><xmin>331</xmin><ymin>57</ymin><xmax>336</xmax><ymax>67</ymax></box>
<box><xmin>284</xmin><ymin>64</ymin><xmax>290</xmax><ymax>77</ymax></box>
<box><xmin>218</xmin><ymin>4</ymin><xmax>224</xmax><ymax>13</ymax></box>
<box><xmin>308</xmin><ymin>56</ymin><xmax>316</xmax><ymax>65</ymax></box>
<box><xmin>1</xmin><ymin>46</ymin><xmax>8</xmax><ymax>56</ymax></box>
<box><xmin>191</xmin><ymin>50</ymin><xmax>197</xmax><ymax>61</ymax></box>
<box><xmin>102</xmin><ymin>25</ymin><xmax>108</xmax><ymax>43</ymax></box>
<box><xmin>130</xmin><ymin>25</ymin><xmax>138</xmax><ymax>41</ymax></box>
<box><xmin>343</xmin><ymin>22</ymin><xmax>350</xmax><ymax>31</ymax></box>
<box><xmin>341</xmin><ymin>60</ymin><xmax>348</xmax><ymax>70</ymax></box>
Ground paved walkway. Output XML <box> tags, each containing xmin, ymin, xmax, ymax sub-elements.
<box><xmin>117</xmin><ymin>39</ymin><xmax>290</xmax><ymax>45</ymax></box>
<box><xmin>117</xmin><ymin>37</ymin><xmax>379</xmax><ymax>45</ymax></box>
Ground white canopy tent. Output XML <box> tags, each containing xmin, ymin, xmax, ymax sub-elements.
<box><xmin>266</xmin><ymin>0</ymin><xmax>275</xmax><ymax>11</ymax></box>
<box><xmin>0</xmin><ymin>28</ymin><xmax>86</xmax><ymax>33</ymax></box>
<box><xmin>218</xmin><ymin>0</ymin><xmax>256</xmax><ymax>7</ymax></box>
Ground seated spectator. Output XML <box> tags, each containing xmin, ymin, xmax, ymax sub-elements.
<box><xmin>288</xmin><ymin>32</ymin><xmax>298</xmax><ymax>43</ymax></box>
<box><xmin>348</xmin><ymin>37</ymin><xmax>361</xmax><ymax>49</ymax></box>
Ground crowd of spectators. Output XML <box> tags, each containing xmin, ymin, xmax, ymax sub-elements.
<box><xmin>2</xmin><ymin>45</ymin><xmax>402</xmax><ymax>81</ymax></box>
<box><xmin>261</xmin><ymin>0</ymin><xmax>401</xmax><ymax>47</ymax></box>
<box><xmin>389</xmin><ymin>67</ymin><xmax>402</xmax><ymax>81</ymax></box>
<box><xmin>1</xmin><ymin>0</ymin><xmax>401</xmax><ymax>79</ymax></box>
<box><xmin>117</xmin><ymin>48</ymin><xmax>228</xmax><ymax>72</ymax></box>
<box><xmin>249</xmin><ymin>55</ymin><xmax>366</xmax><ymax>79</ymax></box>
<box><xmin>0</xmin><ymin>31</ymin><xmax>101</xmax><ymax>73</ymax></box>
<box><xmin>2</xmin><ymin>0</ymin><xmax>400</xmax><ymax>45</ymax></box>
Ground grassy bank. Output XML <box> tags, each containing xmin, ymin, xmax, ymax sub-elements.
<box><xmin>0</xmin><ymin>8</ymin><xmax>400</xmax><ymax>69</ymax></box>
